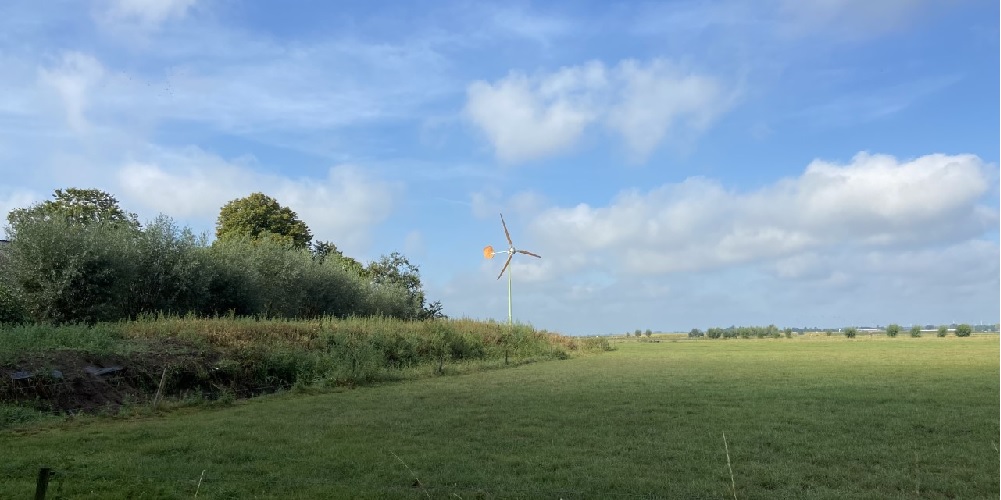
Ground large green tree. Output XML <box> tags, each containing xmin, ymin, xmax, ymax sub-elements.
<box><xmin>365</xmin><ymin>252</ymin><xmax>445</xmax><ymax>320</ymax></box>
<box><xmin>215</xmin><ymin>193</ymin><xmax>312</xmax><ymax>249</ymax></box>
<box><xmin>311</xmin><ymin>240</ymin><xmax>366</xmax><ymax>277</ymax></box>
<box><xmin>6</xmin><ymin>188</ymin><xmax>139</xmax><ymax>236</ymax></box>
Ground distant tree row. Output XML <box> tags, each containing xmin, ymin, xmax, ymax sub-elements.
<box><xmin>0</xmin><ymin>188</ymin><xmax>444</xmax><ymax>325</ymax></box>
<box><xmin>685</xmin><ymin>323</ymin><xmax>976</xmax><ymax>339</ymax></box>
<box><xmin>626</xmin><ymin>329</ymin><xmax>653</xmax><ymax>338</ymax></box>
<box><xmin>689</xmin><ymin>325</ymin><xmax>786</xmax><ymax>339</ymax></box>
<box><xmin>885</xmin><ymin>323</ymin><xmax>972</xmax><ymax>338</ymax></box>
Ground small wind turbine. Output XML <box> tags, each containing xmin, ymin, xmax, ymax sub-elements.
<box><xmin>483</xmin><ymin>213</ymin><xmax>541</xmax><ymax>326</ymax></box>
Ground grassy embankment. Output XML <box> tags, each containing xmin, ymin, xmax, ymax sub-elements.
<box><xmin>1</xmin><ymin>334</ymin><xmax>996</xmax><ymax>498</ymax></box>
<box><xmin>0</xmin><ymin>315</ymin><xmax>608</xmax><ymax>426</ymax></box>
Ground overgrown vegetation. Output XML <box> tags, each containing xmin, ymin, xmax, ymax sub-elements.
<box><xmin>0</xmin><ymin>188</ymin><xmax>444</xmax><ymax>325</ymax></box>
<box><xmin>0</xmin><ymin>315</ymin><xmax>611</xmax><ymax>422</ymax></box>
<box><xmin>0</xmin><ymin>188</ymin><xmax>618</xmax><ymax>422</ymax></box>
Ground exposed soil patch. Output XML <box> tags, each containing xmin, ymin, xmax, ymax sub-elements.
<box><xmin>1</xmin><ymin>338</ymin><xmax>278</xmax><ymax>414</ymax></box>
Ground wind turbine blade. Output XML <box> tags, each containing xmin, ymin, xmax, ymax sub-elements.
<box><xmin>500</xmin><ymin>213</ymin><xmax>513</xmax><ymax>247</ymax></box>
<box><xmin>517</xmin><ymin>249</ymin><xmax>542</xmax><ymax>258</ymax></box>
<box><xmin>497</xmin><ymin>253</ymin><xmax>513</xmax><ymax>280</ymax></box>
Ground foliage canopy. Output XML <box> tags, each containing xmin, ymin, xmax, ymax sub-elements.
<box><xmin>5</xmin><ymin>188</ymin><xmax>139</xmax><ymax>237</ymax></box>
<box><xmin>215</xmin><ymin>192</ymin><xmax>312</xmax><ymax>249</ymax></box>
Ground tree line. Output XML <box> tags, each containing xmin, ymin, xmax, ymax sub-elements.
<box><xmin>687</xmin><ymin>323</ymin><xmax>975</xmax><ymax>339</ymax></box>
<box><xmin>0</xmin><ymin>188</ymin><xmax>444</xmax><ymax>325</ymax></box>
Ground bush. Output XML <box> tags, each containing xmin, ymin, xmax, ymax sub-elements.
<box><xmin>937</xmin><ymin>325</ymin><xmax>948</xmax><ymax>337</ymax></box>
<box><xmin>783</xmin><ymin>328</ymin><xmax>793</xmax><ymax>339</ymax></box>
<box><xmin>2</xmin><ymin>217</ymin><xmax>136</xmax><ymax>324</ymax></box>
<box><xmin>688</xmin><ymin>328</ymin><xmax>704</xmax><ymax>338</ymax></box>
<box><xmin>886</xmin><ymin>324</ymin><xmax>900</xmax><ymax>337</ymax></box>
<box><xmin>766</xmin><ymin>324</ymin><xmax>780</xmax><ymax>338</ymax></box>
<box><xmin>955</xmin><ymin>324</ymin><xmax>972</xmax><ymax>337</ymax></box>
<box><xmin>0</xmin><ymin>279</ymin><xmax>28</xmax><ymax>325</ymax></box>
<box><xmin>910</xmin><ymin>325</ymin><xmax>922</xmax><ymax>338</ymax></box>
<box><xmin>123</xmin><ymin>215</ymin><xmax>211</xmax><ymax>318</ymax></box>
<box><xmin>644</xmin><ymin>329</ymin><xmax>652</xmax><ymax>337</ymax></box>
<box><xmin>843</xmin><ymin>327</ymin><xmax>857</xmax><ymax>339</ymax></box>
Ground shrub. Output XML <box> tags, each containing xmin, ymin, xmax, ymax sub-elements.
<box><xmin>0</xmin><ymin>279</ymin><xmax>27</xmax><ymax>325</ymax></box>
<box><xmin>955</xmin><ymin>324</ymin><xmax>972</xmax><ymax>337</ymax></box>
<box><xmin>634</xmin><ymin>329</ymin><xmax>642</xmax><ymax>337</ymax></box>
<box><xmin>579</xmin><ymin>336</ymin><xmax>613</xmax><ymax>352</ymax></box>
<box><xmin>688</xmin><ymin>328</ymin><xmax>704</xmax><ymax>338</ymax></box>
<box><xmin>910</xmin><ymin>325</ymin><xmax>922</xmax><ymax>338</ymax></box>
<box><xmin>3</xmin><ymin>217</ymin><xmax>136</xmax><ymax>324</ymax></box>
<box><xmin>783</xmin><ymin>328</ymin><xmax>793</xmax><ymax>339</ymax></box>
<box><xmin>886</xmin><ymin>324</ymin><xmax>900</xmax><ymax>337</ymax></box>
<box><xmin>123</xmin><ymin>215</ymin><xmax>211</xmax><ymax>318</ymax></box>
<box><xmin>644</xmin><ymin>329</ymin><xmax>652</xmax><ymax>337</ymax></box>
<box><xmin>937</xmin><ymin>325</ymin><xmax>948</xmax><ymax>337</ymax></box>
<box><xmin>843</xmin><ymin>327</ymin><xmax>857</xmax><ymax>339</ymax></box>
<box><xmin>766</xmin><ymin>324</ymin><xmax>780</xmax><ymax>338</ymax></box>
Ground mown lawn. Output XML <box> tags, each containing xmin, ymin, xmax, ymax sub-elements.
<box><xmin>1</xmin><ymin>336</ymin><xmax>997</xmax><ymax>499</ymax></box>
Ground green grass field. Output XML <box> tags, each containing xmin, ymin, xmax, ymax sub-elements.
<box><xmin>2</xmin><ymin>336</ymin><xmax>997</xmax><ymax>499</ymax></box>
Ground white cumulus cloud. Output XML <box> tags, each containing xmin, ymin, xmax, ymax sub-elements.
<box><xmin>464</xmin><ymin>58</ymin><xmax>732</xmax><ymax>164</ymax></box>
<box><xmin>116</xmin><ymin>146</ymin><xmax>400</xmax><ymax>257</ymax></box>
<box><xmin>464</xmin><ymin>61</ymin><xmax>608</xmax><ymax>164</ymax></box>
<box><xmin>528</xmin><ymin>152</ymin><xmax>997</xmax><ymax>276</ymax></box>
<box><xmin>606</xmin><ymin>58</ymin><xmax>734</xmax><ymax>162</ymax></box>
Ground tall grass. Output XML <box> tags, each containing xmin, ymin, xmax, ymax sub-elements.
<box><xmin>0</xmin><ymin>322</ymin><xmax>126</xmax><ymax>363</ymax></box>
<box><xmin>0</xmin><ymin>315</ymin><xmax>611</xmax><ymax>418</ymax></box>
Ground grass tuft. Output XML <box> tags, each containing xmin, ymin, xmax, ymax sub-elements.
<box><xmin>723</xmin><ymin>431</ymin><xmax>737</xmax><ymax>500</ymax></box>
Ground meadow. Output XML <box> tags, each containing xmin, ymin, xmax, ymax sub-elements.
<box><xmin>1</xmin><ymin>335</ymin><xmax>997</xmax><ymax>499</ymax></box>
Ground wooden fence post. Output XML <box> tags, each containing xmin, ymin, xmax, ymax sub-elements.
<box><xmin>34</xmin><ymin>467</ymin><xmax>52</xmax><ymax>500</ymax></box>
<box><xmin>153</xmin><ymin>366</ymin><xmax>168</xmax><ymax>410</ymax></box>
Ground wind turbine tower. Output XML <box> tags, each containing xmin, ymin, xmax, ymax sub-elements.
<box><xmin>483</xmin><ymin>213</ymin><xmax>541</xmax><ymax>326</ymax></box>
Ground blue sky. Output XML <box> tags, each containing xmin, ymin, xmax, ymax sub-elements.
<box><xmin>1</xmin><ymin>0</ymin><xmax>998</xmax><ymax>334</ymax></box>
